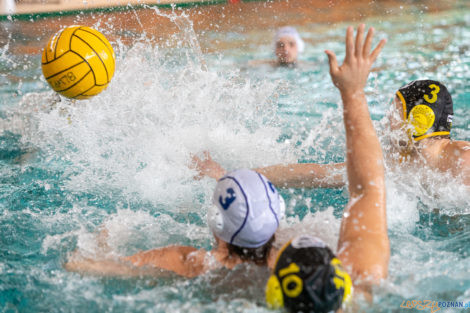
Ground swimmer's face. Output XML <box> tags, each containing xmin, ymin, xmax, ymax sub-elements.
<box><xmin>388</xmin><ymin>96</ymin><xmax>411</xmax><ymax>148</ymax></box>
<box><xmin>275</xmin><ymin>36</ymin><xmax>298</xmax><ymax>65</ymax></box>
<box><xmin>389</xmin><ymin>96</ymin><xmax>404</xmax><ymax>132</ymax></box>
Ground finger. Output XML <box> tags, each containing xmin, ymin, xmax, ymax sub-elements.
<box><xmin>354</xmin><ymin>24</ymin><xmax>365</xmax><ymax>57</ymax></box>
<box><xmin>203</xmin><ymin>150</ymin><xmax>210</xmax><ymax>160</ymax></box>
<box><xmin>345</xmin><ymin>26</ymin><xmax>354</xmax><ymax>60</ymax></box>
<box><xmin>192</xmin><ymin>173</ymin><xmax>203</xmax><ymax>181</ymax></box>
<box><xmin>363</xmin><ymin>27</ymin><xmax>375</xmax><ymax>57</ymax></box>
<box><xmin>190</xmin><ymin>154</ymin><xmax>201</xmax><ymax>168</ymax></box>
<box><xmin>370</xmin><ymin>38</ymin><xmax>387</xmax><ymax>63</ymax></box>
<box><xmin>325</xmin><ymin>50</ymin><xmax>339</xmax><ymax>73</ymax></box>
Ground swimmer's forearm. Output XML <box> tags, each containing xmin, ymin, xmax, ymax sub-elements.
<box><xmin>64</xmin><ymin>258</ymin><xmax>147</xmax><ymax>277</ymax></box>
<box><xmin>339</xmin><ymin>85</ymin><xmax>388</xmax><ymax>282</ymax></box>
<box><xmin>342</xmin><ymin>91</ymin><xmax>385</xmax><ymax>197</ymax></box>
<box><xmin>255</xmin><ymin>163</ymin><xmax>346</xmax><ymax>188</ymax></box>
<box><xmin>64</xmin><ymin>257</ymin><xmax>173</xmax><ymax>278</ymax></box>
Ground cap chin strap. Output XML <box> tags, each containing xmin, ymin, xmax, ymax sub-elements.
<box><xmin>413</xmin><ymin>131</ymin><xmax>450</xmax><ymax>142</ymax></box>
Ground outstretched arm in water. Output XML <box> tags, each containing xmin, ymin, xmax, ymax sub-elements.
<box><xmin>325</xmin><ymin>25</ymin><xmax>389</xmax><ymax>282</ymax></box>
<box><xmin>65</xmin><ymin>245</ymin><xmax>208</xmax><ymax>278</ymax></box>
<box><xmin>254</xmin><ymin>163</ymin><xmax>345</xmax><ymax>188</ymax></box>
<box><xmin>192</xmin><ymin>153</ymin><xmax>346</xmax><ymax>188</ymax></box>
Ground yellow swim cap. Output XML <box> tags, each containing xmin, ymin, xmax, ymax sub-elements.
<box><xmin>265</xmin><ymin>235</ymin><xmax>352</xmax><ymax>313</ymax></box>
<box><xmin>396</xmin><ymin>80</ymin><xmax>453</xmax><ymax>141</ymax></box>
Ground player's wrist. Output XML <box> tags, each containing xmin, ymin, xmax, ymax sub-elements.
<box><xmin>340</xmin><ymin>88</ymin><xmax>366</xmax><ymax>100</ymax></box>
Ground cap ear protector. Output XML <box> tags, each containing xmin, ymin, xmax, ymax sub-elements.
<box><xmin>396</xmin><ymin>80</ymin><xmax>453</xmax><ymax>141</ymax></box>
<box><xmin>207</xmin><ymin>204</ymin><xmax>224</xmax><ymax>237</ymax></box>
<box><xmin>408</xmin><ymin>104</ymin><xmax>435</xmax><ymax>137</ymax></box>
<box><xmin>266</xmin><ymin>236</ymin><xmax>352</xmax><ymax>313</ymax></box>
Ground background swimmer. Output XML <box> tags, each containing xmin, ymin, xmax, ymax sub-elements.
<box><xmin>260</xmin><ymin>80</ymin><xmax>470</xmax><ymax>188</ymax></box>
<box><xmin>248</xmin><ymin>26</ymin><xmax>305</xmax><ymax>68</ymax></box>
<box><xmin>64</xmin><ymin>169</ymin><xmax>284</xmax><ymax>277</ymax></box>
<box><xmin>274</xmin><ymin>26</ymin><xmax>304</xmax><ymax>66</ymax></box>
<box><xmin>266</xmin><ymin>24</ymin><xmax>389</xmax><ymax>312</ymax></box>
<box><xmin>389</xmin><ymin>80</ymin><xmax>470</xmax><ymax>185</ymax></box>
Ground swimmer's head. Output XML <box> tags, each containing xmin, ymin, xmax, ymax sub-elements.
<box><xmin>208</xmin><ymin>169</ymin><xmax>285</xmax><ymax>249</ymax></box>
<box><xmin>274</xmin><ymin>27</ymin><xmax>304</xmax><ymax>65</ymax></box>
<box><xmin>395</xmin><ymin>80</ymin><xmax>453</xmax><ymax>142</ymax></box>
<box><xmin>266</xmin><ymin>235</ymin><xmax>352</xmax><ymax>313</ymax></box>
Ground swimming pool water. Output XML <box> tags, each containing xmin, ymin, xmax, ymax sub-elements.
<box><xmin>1</xmin><ymin>1</ymin><xmax>470</xmax><ymax>312</ymax></box>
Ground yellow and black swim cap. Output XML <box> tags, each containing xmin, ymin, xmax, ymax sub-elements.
<box><xmin>265</xmin><ymin>235</ymin><xmax>352</xmax><ymax>313</ymax></box>
<box><xmin>396</xmin><ymin>80</ymin><xmax>453</xmax><ymax>141</ymax></box>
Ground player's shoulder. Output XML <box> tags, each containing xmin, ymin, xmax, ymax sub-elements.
<box><xmin>442</xmin><ymin>139</ymin><xmax>470</xmax><ymax>158</ymax></box>
<box><xmin>436</xmin><ymin>139</ymin><xmax>470</xmax><ymax>173</ymax></box>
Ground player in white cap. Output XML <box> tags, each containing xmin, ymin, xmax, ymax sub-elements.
<box><xmin>274</xmin><ymin>26</ymin><xmax>305</xmax><ymax>66</ymax></box>
<box><xmin>64</xmin><ymin>169</ymin><xmax>285</xmax><ymax>277</ymax></box>
<box><xmin>248</xmin><ymin>26</ymin><xmax>305</xmax><ymax>68</ymax></box>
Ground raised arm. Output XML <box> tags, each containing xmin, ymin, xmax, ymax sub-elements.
<box><xmin>326</xmin><ymin>25</ymin><xmax>389</xmax><ymax>281</ymax></box>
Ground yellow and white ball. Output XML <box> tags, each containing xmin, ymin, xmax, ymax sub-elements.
<box><xmin>41</xmin><ymin>25</ymin><xmax>115</xmax><ymax>99</ymax></box>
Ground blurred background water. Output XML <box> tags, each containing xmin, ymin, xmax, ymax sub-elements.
<box><xmin>0</xmin><ymin>0</ymin><xmax>469</xmax><ymax>312</ymax></box>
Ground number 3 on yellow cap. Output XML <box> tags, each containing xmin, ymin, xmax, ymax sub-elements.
<box><xmin>423</xmin><ymin>84</ymin><xmax>440</xmax><ymax>104</ymax></box>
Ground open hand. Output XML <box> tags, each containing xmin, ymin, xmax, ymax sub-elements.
<box><xmin>190</xmin><ymin>151</ymin><xmax>226</xmax><ymax>180</ymax></box>
<box><xmin>325</xmin><ymin>24</ymin><xmax>386</xmax><ymax>97</ymax></box>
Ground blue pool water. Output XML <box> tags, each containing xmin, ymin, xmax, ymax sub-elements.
<box><xmin>1</xmin><ymin>1</ymin><xmax>470</xmax><ymax>312</ymax></box>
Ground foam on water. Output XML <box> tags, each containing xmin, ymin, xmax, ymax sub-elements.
<box><xmin>5</xmin><ymin>18</ymin><xmax>297</xmax><ymax>211</ymax></box>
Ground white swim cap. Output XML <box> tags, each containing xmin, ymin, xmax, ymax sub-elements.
<box><xmin>274</xmin><ymin>26</ymin><xmax>305</xmax><ymax>53</ymax></box>
<box><xmin>208</xmin><ymin>169</ymin><xmax>285</xmax><ymax>248</ymax></box>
